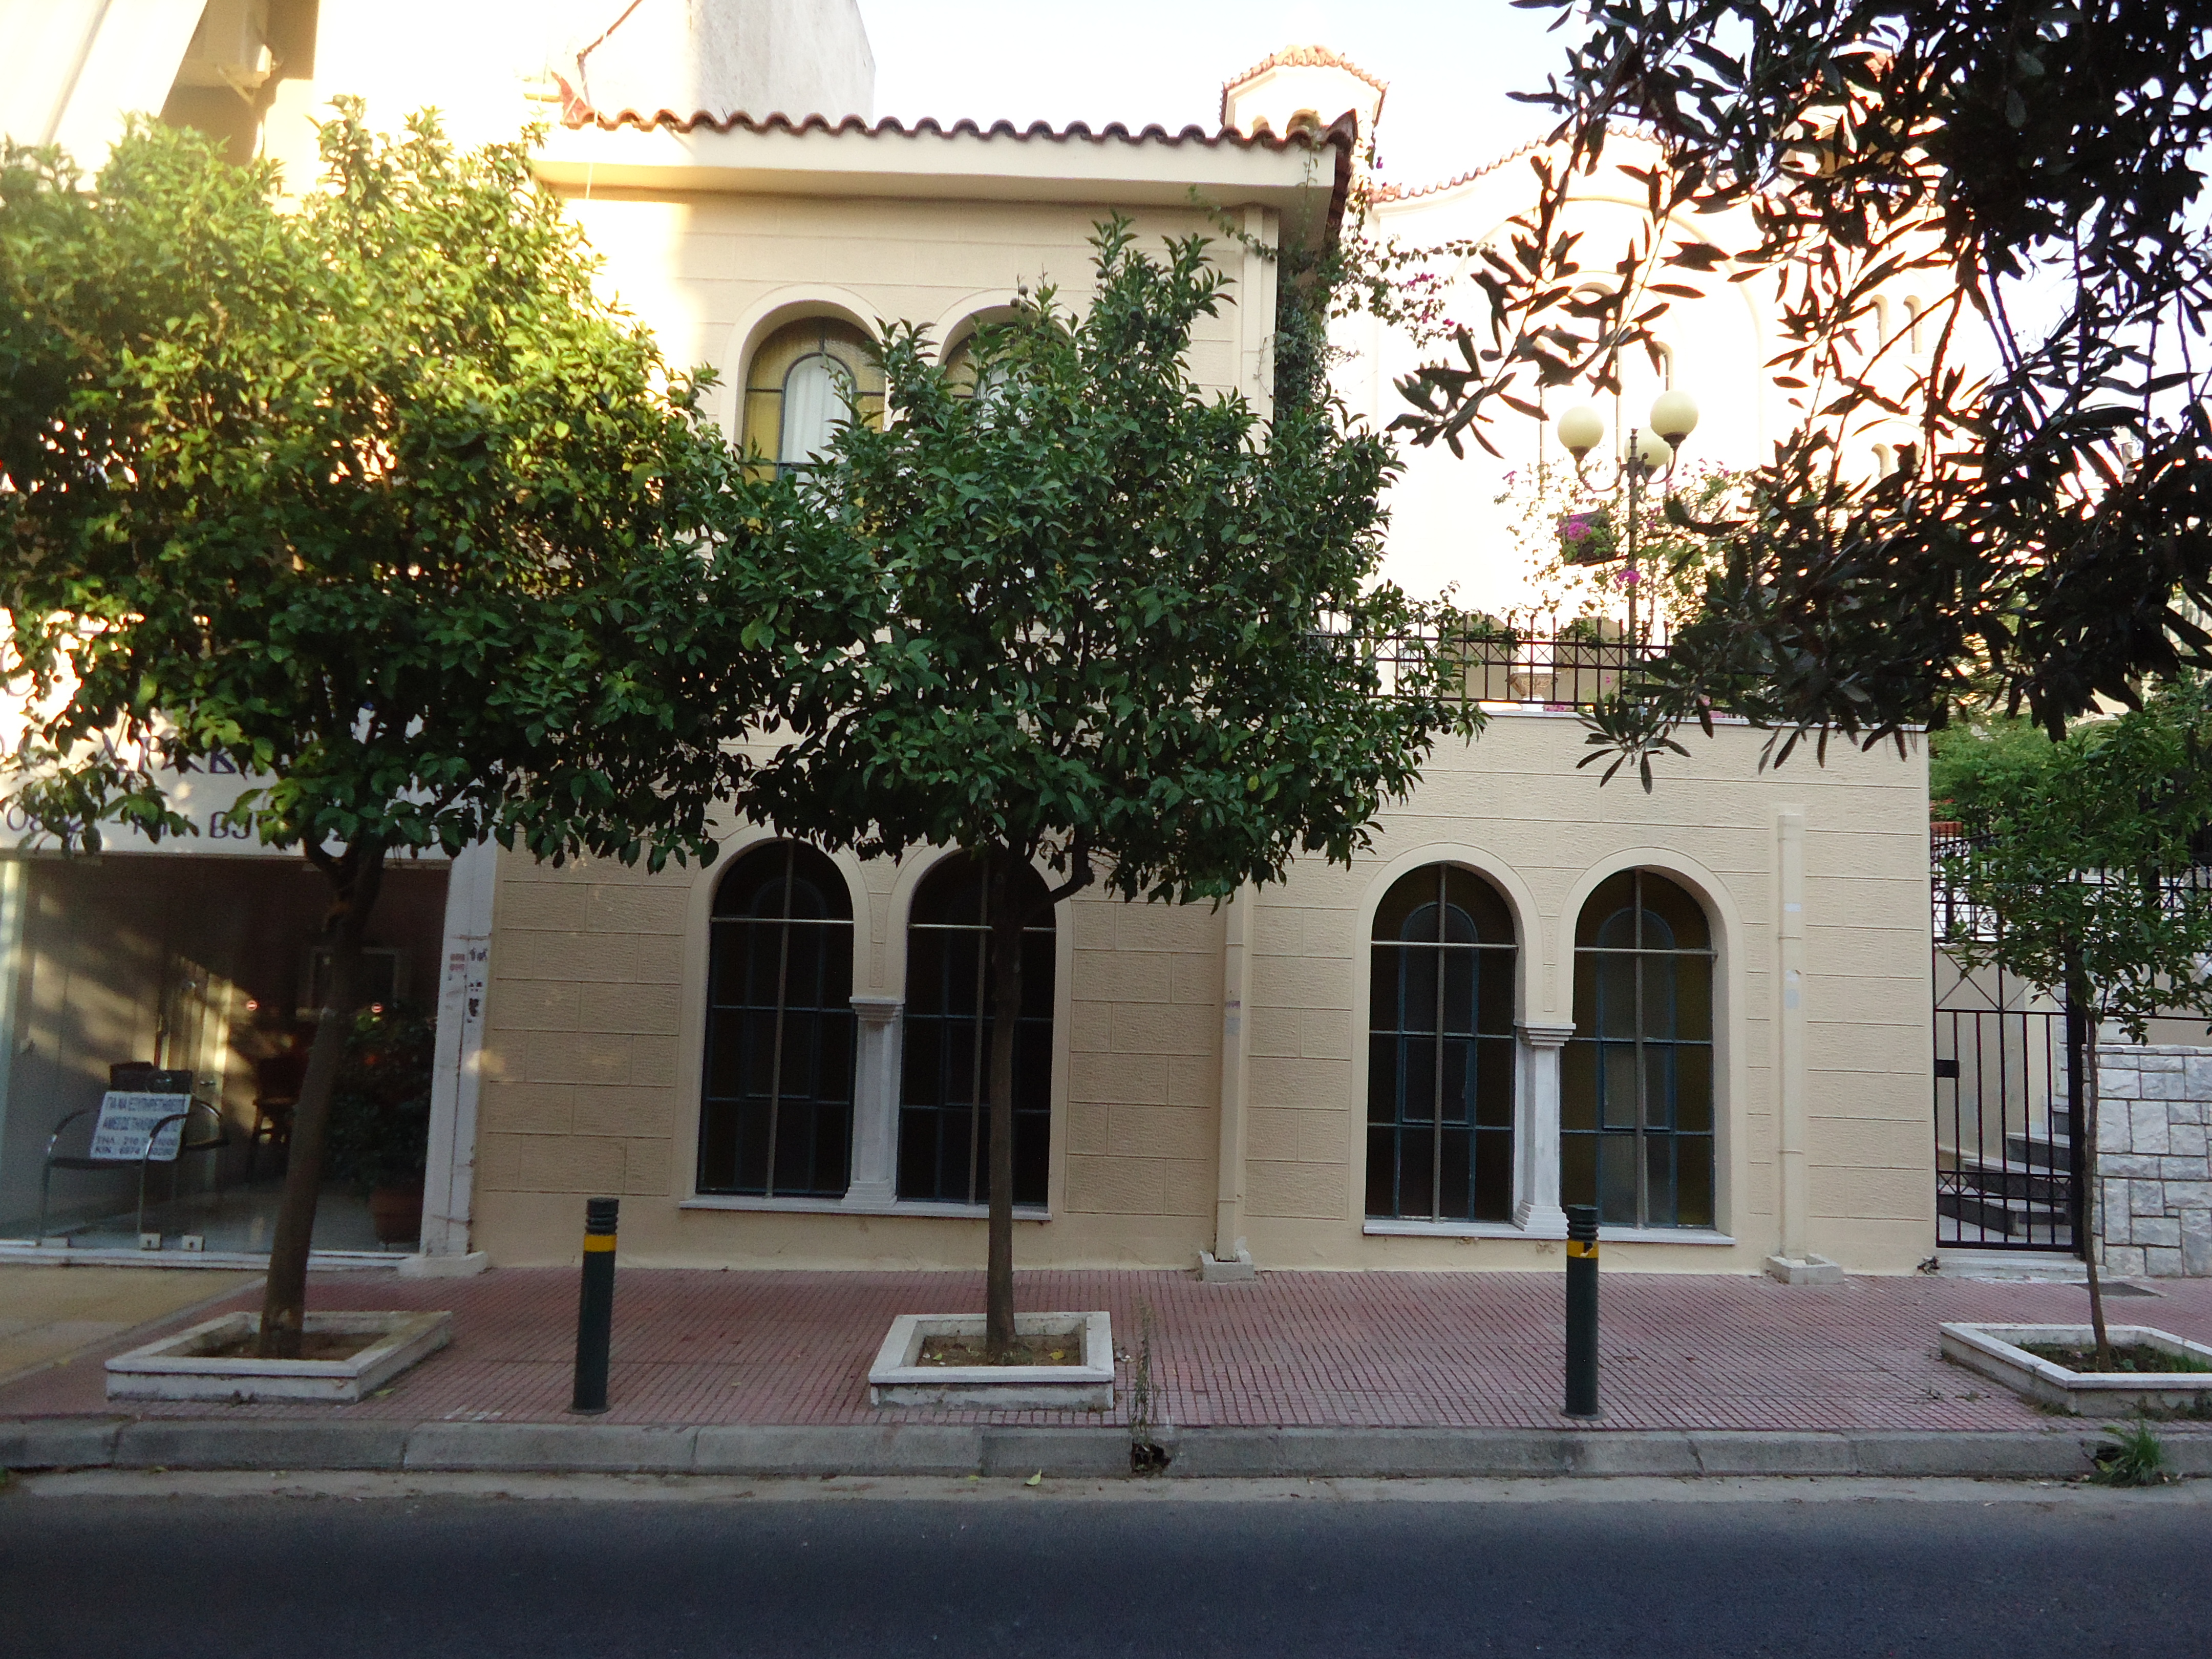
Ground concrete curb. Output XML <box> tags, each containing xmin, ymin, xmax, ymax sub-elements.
<box><xmin>10</xmin><ymin>1418</ymin><xmax>2212</xmax><ymax>1480</ymax></box>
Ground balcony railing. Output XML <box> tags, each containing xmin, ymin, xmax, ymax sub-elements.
<box><xmin>1364</xmin><ymin>614</ymin><xmax>1672</xmax><ymax>708</ymax></box>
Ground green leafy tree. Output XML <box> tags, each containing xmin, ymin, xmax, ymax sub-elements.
<box><xmin>1938</xmin><ymin>682</ymin><xmax>2212</xmax><ymax>1364</ymax></box>
<box><xmin>746</xmin><ymin>222</ymin><xmax>1474</xmax><ymax>1354</ymax></box>
<box><xmin>0</xmin><ymin>111</ymin><xmax>848</xmax><ymax>1354</ymax></box>
<box><xmin>1393</xmin><ymin>2</ymin><xmax>2212</xmax><ymax>769</ymax></box>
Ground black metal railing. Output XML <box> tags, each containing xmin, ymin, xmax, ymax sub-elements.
<box><xmin>1365</xmin><ymin>613</ymin><xmax>1673</xmax><ymax>708</ymax></box>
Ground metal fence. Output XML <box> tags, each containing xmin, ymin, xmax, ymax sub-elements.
<box><xmin>1364</xmin><ymin>614</ymin><xmax>1673</xmax><ymax>708</ymax></box>
<box><xmin>1931</xmin><ymin>836</ymin><xmax>2079</xmax><ymax>1250</ymax></box>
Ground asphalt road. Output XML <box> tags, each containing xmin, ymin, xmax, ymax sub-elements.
<box><xmin>4</xmin><ymin>1475</ymin><xmax>2207</xmax><ymax>1657</ymax></box>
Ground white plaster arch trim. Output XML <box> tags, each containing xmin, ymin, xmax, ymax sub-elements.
<box><xmin>877</xmin><ymin>841</ymin><xmax>1080</xmax><ymax>1002</ymax></box>
<box><xmin>925</xmin><ymin>291</ymin><xmax>1026</xmax><ymax>364</ymax></box>
<box><xmin>1550</xmin><ymin>844</ymin><xmax>1750</xmax><ymax>1235</ymax></box>
<box><xmin>1352</xmin><ymin>842</ymin><xmax>1548</xmax><ymax>1027</ymax></box>
<box><xmin>714</xmin><ymin>286</ymin><xmax>889</xmax><ymax>438</ymax></box>
<box><xmin>1552</xmin><ymin>844</ymin><xmax>1746</xmax><ymax>979</ymax></box>
<box><xmin>669</xmin><ymin>826</ymin><xmax>876</xmax><ymax>1201</ymax></box>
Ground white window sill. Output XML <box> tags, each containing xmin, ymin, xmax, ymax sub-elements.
<box><xmin>680</xmin><ymin>1195</ymin><xmax>1051</xmax><ymax>1222</ymax></box>
<box><xmin>1363</xmin><ymin>1218</ymin><xmax>1737</xmax><ymax>1246</ymax></box>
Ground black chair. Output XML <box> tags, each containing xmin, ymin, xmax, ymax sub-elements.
<box><xmin>37</xmin><ymin>1066</ymin><xmax>229</xmax><ymax>1245</ymax></box>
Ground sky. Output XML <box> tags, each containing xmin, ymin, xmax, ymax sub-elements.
<box><xmin>855</xmin><ymin>1</ymin><xmax>1583</xmax><ymax>187</ymax></box>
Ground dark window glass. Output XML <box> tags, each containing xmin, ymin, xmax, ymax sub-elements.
<box><xmin>1562</xmin><ymin>869</ymin><xmax>1717</xmax><ymax>1227</ymax></box>
<box><xmin>1366</xmin><ymin>864</ymin><xmax>1518</xmax><ymax>1222</ymax></box>
<box><xmin>897</xmin><ymin>853</ymin><xmax>1055</xmax><ymax>1207</ymax></box>
<box><xmin>696</xmin><ymin>843</ymin><xmax>856</xmax><ymax>1198</ymax></box>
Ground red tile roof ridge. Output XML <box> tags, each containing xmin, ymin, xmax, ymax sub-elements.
<box><xmin>1363</xmin><ymin>137</ymin><xmax>1550</xmax><ymax>205</ymax></box>
<box><xmin>561</xmin><ymin>106</ymin><xmax>1355</xmax><ymax>154</ymax></box>
<box><xmin>1222</xmin><ymin>44</ymin><xmax>1389</xmax><ymax>98</ymax></box>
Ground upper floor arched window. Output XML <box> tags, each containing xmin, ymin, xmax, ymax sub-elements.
<box><xmin>697</xmin><ymin>842</ymin><xmax>856</xmax><ymax>1198</ymax></box>
<box><xmin>897</xmin><ymin>854</ymin><xmax>1055</xmax><ymax>1207</ymax></box>
<box><xmin>1366</xmin><ymin>863</ymin><xmax>1518</xmax><ymax>1222</ymax></box>
<box><xmin>741</xmin><ymin>316</ymin><xmax>884</xmax><ymax>477</ymax></box>
<box><xmin>1563</xmin><ymin>869</ymin><xmax>1716</xmax><ymax>1227</ymax></box>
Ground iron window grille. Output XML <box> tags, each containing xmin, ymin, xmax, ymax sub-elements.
<box><xmin>897</xmin><ymin>854</ymin><xmax>1055</xmax><ymax>1207</ymax></box>
<box><xmin>1563</xmin><ymin>869</ymin><xmax>1717</xmax><ymax>1227</ymax></box>
<box><xmin>697</xmin><ymin>842</ymin><xmax>857</xmax><ymax>1198</ymax></box>
<box><xmin>1366</xmin><ymin>864</ymin><xmax>1518</xmax><ymax>1222</ymax></box>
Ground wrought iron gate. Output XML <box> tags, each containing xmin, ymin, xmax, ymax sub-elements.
<box><xmin>1931</xmin><ymin>861</ymin><xmax>2084</xmax><ymax>1252</ymax></box>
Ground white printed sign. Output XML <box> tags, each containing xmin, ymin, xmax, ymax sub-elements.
<box><xmin>87</xmin><ymin>1092</ymin><xmax>194</xmax><ymax>1162</ymax></box>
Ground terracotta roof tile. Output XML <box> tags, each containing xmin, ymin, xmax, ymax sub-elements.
<box><xmin>1364</xmin><ymin>138</ymin><xmax>1547</xmax><ymax>206</ymax></box>
<box><xmin>560</xmin><ymin>105</ymin><xmax>1352</xmax><ymax>156</ymax></box>
<box><xmin>1221</xmin><ymin>44</ymin><xmax>1389</xmax><ymax>100</ymax></box>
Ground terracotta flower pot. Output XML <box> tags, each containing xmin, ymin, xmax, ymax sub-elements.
<box><xmin>367</xmin><ymin>1184</ymin><xmax>424</xmax><ymax>1246</ymax></box>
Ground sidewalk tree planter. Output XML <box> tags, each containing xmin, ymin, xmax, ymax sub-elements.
<box><xmin>107</xmin><ymin>1310</ymin><xmax>451</xmax><ymax>1402</ymax></box>
<box><xmin>1940</xmin><ymin>1322</ymin><xmax>2212</xmax><ymax>1415</ymax></box>
<box><xmin>0</xmin><ymin>114</ymin><xmax>859</xmax><ymax>1354</ymax></box>
<box><xmin>743</xmin><ymin>220</ymin><xmax>1476</xmax><ymax>1357</ymax></box>
<box><xmin>867</xmin><ymin>1312</ymin><xmax>1114</xmax><ymax>1408</ymax></box>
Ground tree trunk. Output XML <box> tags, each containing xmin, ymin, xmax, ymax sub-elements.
<box><xmin>259</xmin><ymin>842</ymin><xmax>387</xmax><ymax>1359</ymax></box>
<box><xmin>2080</xmin><ymin>1009</ymin><xmax>2114</xmax><ymax>1371</ymax></box>
<box><xmin>983</xmin><ymin>852</ymin><xmax>1025</xmax><ymax>1359</ymax></box>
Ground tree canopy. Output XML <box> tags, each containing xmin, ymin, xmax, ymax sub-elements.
<box><xmin>1394</xmin><ymin>2</ymin><xmax>2212</xmax><ymax>769</ymax></box>
<box><xmin>747</xmin><ymin>221</ymin><xmax>1472</xmax><ymax>1349</ymax></box>
<box><xmin>0</xmin><ymin>108</ymin><xmax>848</xmax><ymax>1350</ymax></box>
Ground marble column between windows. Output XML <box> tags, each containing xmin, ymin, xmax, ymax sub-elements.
<box><xmin>1515</xmin><ymin>1020</ymin><xmax>1576</xmax><ymax>1238</ymax></box>
<box><xmin>844</xmin><ymin>995</ymin><xmax>903</xmax><ymax>1206</ymax></box>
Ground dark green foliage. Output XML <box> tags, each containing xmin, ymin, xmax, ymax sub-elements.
<box><xmin>325</xmin><ymin>1004</ymin><xmax>435</xmax><ymax>1194</ymax></box>
<box><xmin>747</xmin><ymin>220</ymin><xmax>1471</xmax><ymax>908</ymax></box>
<box><xmin>1394</xmin><ymin>3</ymin><xmax>2212</xmax><ymax>773</ymax></box>
<box><xmin>0</xmin><ymin>109</ymin><xmax>849</xmax><ymax>1352</ymax></box>
<box><xmin>1936</xmin><ymin>682</ymin><xmax>2212</xmax><ymax>1029</ymax></box>
<box><xmin>749</xmin><ymin>220</ymin><xmax>1473</xmax><ymax>1348</ymax></box>
<box><xmin>0</xmin><ymin>109</ymin><xmax>800</xmax><ymax>870</ymax></box>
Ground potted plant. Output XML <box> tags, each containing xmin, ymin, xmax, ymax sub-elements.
<box><xmin>1556</xmin><ymin>505</ymin><xmax>1617</xmax><ymax>566</ymax></box>
<box><xmin>325</xmin><ymin>1002</ymin><xmax>435</xmax><ymax>1246</ymax></box>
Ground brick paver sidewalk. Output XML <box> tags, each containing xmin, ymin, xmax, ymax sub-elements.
<box><xmin>3</xmin><ymin>1267</ymin><xmax>2206</xmax><ymax>1432</ymax></box>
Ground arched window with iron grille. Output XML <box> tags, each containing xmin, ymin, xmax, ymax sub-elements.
<box><xmin>1366</xmin><ymin>864</ymin><xmax>1518</xmax><ymax>1222</ymax></box>
<box><xmin>1562</xmin><ymin>869</ymin><xmax>1717</xmax><ymax>1226</ymax></box>
<box><xmin>897</xmin><ymin>854</ymin><xmax>1054</xmax><ymax>1207</ymax></box>
<box><xmin>697</xmin><ymin>842</ymin><xmax>856</xmax><ymax>1197</ymax></box>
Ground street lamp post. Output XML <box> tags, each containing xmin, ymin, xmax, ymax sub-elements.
<box><xmin>1557</xmin><ymin>390</ymin><xmax>1701</xmax><ymax>643</ymax></box>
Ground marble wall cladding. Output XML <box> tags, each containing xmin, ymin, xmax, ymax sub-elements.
<box><xmin>2095</xmin><ymin>1044</ymin><xmax>2212</xmax><ymax>1277</ymax></box>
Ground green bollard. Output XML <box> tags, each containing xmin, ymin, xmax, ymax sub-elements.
<box><xmin>1563</xmin><ymin>1202</ymin><xmax>1601</xmax><ymax>1419</ymax></box>
<box><xmin>571</xmin><ymin>1196</ymin><xmax>618</xmax><ymax>1415</ymax></box>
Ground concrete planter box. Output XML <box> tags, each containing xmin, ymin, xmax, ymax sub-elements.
<box><xmin>107</xmin><ymin>1310</ymin><xmax>452</xmax><ymax>1403</ymax></box>
<box><xmin>1940</xmin><ymin>1322</ymin><xmax>2212</xmax><ymax>1413</ymax></box>
<box><xmin>868</xmin><ymin>1311</ymin><xmax>1113</xmax><ymax>1409</ymax></box>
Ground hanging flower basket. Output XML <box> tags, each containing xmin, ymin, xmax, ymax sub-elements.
<box><xmin>1557</xmin><ymin>505</ymin><xmax>1619</xmax><ymax>566</ymax></box>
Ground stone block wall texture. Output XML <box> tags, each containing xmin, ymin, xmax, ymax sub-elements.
<box><xmin>2095</xmin><ymin>1045</ymin><xmax>2212</xmax><ymax>1277</ymax></box>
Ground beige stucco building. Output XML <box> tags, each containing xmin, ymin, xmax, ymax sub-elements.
<box><xmin>0</xmin><ymin>7</ymin><xmax>1940</xmax><ymax>1282</ymax></box>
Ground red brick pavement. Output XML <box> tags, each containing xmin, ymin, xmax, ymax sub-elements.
<box><xmin>4</xmin><ymin>1267</ymin><xmax>2207</xmax><ymax>1432</ymax></box>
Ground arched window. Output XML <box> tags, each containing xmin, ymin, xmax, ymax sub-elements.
<box><xmin>943</xmin><ymin>332</ymin><xmax>1012</xmax><ymax>403</ymax></box>
<box><xmin>697</xmin><ymin>842</ymin><xmax>856</xmax><ymax>1197</ymax></box>
<box><xmin>1366</xmin><ymin>864</ymin><xmax>1517</xmax><ymax>1222</ymax></box>
<box><xmin>740</xmin><ymin>316</ymin><xmax>884</xmax><ymax>477</ymax></box>
<box><xmin>1903</xmin><ymin>295</ymin><xmax>1924</xmax><ymax>354</ymax></box>
<box><xmin>898</xmin><ymin>854</ymin><xmax>1055</xmax><ymax>1206</ymax></box>
<box><xmin>1563</xmin><ymin>869</ymin><xmax>1716</xmax><ymax>1227</ymax></box>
